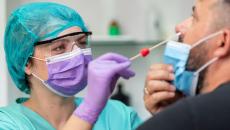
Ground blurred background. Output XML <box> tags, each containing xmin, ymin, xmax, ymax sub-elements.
<box><xmin>0</xmin><ymin>0</ymin><xmax>193</xmax><ymax>120</ymax></box>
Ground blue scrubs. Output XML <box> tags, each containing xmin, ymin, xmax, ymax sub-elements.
<box><xmin>0</xmin><ymin>98</ymin><xmax>142</xmax><ymax>130</ymax></box>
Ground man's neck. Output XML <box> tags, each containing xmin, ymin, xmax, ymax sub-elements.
<box><xmin>201</xmin><ymin>59</ymin><xmax>230</xmax><ymax>94</ymax></box>
<box><xmin>23</xmin><ymin>89</ymin><xmax>76</xmax><ymax>129</ymax></box>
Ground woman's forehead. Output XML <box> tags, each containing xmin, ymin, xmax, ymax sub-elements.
<box><xmin>58</xmin><ymin>26</ymin><xmax>82</xmax><ymax>37</ymax></box>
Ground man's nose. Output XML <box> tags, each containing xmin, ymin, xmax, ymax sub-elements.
<box><xmin>175</xmin><ymin>17</ymin><xmax>193</xmax><ymax>36</ymax></box>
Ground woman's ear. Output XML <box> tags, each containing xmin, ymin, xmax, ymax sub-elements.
<box><xmin>25</xmin><ymin>59</ymin><xmax>32</xmax><ymax>75</ymax></box>
<box><xmin>214</xmin><ymin>29</ymin><xmax>230</xmax><ymax>58</ymax></box>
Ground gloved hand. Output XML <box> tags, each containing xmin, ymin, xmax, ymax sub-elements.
<box><xmin>74</xmin><ymin>53</ymin><xmax>135</xmax><ymax>124</ymax></box>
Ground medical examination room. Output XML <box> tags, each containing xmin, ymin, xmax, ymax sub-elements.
<box><xmin>1</xmin><ymin>0</ymin><xmax>230</xmax><ymax>129</ymax></box>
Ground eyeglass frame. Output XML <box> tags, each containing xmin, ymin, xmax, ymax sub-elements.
<box><xmin>36</xmin><ymin>31</ymin><xmax>93</xmax><ymax>46</ymax></box>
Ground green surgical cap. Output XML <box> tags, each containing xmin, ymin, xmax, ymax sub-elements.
<box><xmin>4</xmin><ymin>2</ymin><xmax>88</xmax><ymax>94</ymax></box>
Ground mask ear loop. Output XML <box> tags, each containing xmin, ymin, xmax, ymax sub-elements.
<box><xmin>191</xmin><ymin>31</ymin><xmax>224</xmax><ymax>49</ymax></box>
<box><xmin>190</xmin><ymin>31</ymin><xmax>223</xmax><ymax>75</ymax></box>
<box><xmin>31</xmin><ymin>72</ymin><xmax>72</xmax><ymax>97</ymax></box>
<box><xmin>190</xmin><ymin>57</ymin><xmax>218</xmax><ymax>96</ymax></box>
<box><xmin>30</xmin><ymin>56</ymin><xmax>46</xmax><ymax>61</ymax></box>
<box><xmin>31</xmin><ymin>73</ymin><xmax>45</xmax><ymax>82</ymax></box>
<box><xmin>194</xmin><ymin>57</ymin><xmax>219</xmax><ymax>76</ymax></box>
<box><xmin>30</xmin><ymin>42</ymin><xmax>53</xmax><ymax>62</ymax></box>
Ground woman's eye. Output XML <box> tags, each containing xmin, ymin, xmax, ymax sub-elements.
<box><xmin>79</xmin><ymin>41</ymin><xmax>87</xmax><ymax>45</ymax></box>
<box><xmin>78</xmin><ymin>38</ymin><xmax>88</xmax><ymax>45</ymax></box>
<box><xmin>76</xmin><ymin>41</ymin><xmax>87</xmax><ymax>49</ymax></box>
<box><xmin>53</xmin><ymin>45</ymin><xmax>65</xmax><ymax>51</ymax></box>
<box><xmin>78</xmin><ymin>36</ymin><xmax>87</xmax><ymax>42</ymax></box>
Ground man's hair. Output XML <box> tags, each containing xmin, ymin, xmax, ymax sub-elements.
<box><xmin>224</xmin><ymin>0</ymin><xmax>230</xmax><ymax>4</ymax></box>
<box><xmin>212</xmin><ymin>0</ymin><xmax>230</xmax><ymax>29</ymax></box>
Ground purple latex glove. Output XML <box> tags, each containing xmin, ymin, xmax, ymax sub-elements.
<box><xmin>74</xmin><ymin>53</ymin><xmax>135</xmax><ymax>124</ymax></box>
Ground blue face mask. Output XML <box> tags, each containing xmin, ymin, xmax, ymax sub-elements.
<box><xmin>163</xmin><ymin>31</ymin><xmax>222</xmax><ymax>96</ymax></box>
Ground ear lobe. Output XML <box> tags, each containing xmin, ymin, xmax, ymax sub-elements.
<box><xmin>214</xmin><ymin>30</ymin><xmax>230</xmax><ymax>58</ymax></box>
<box><xmin>25</xmin><ymin>60</ymin><xmax>32</xmax><ymax>75</ymax></box>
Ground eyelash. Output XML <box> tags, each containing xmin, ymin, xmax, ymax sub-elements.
<box><xmin>76</xmin><ymin>38</ymin><xmax>88</xmax><ymax>46</ymax></box>
<box><xmin>53</xmin><ymin>45</ymin><xmax>65</xmax><ymax>51</ymax></box>
<box><xmin>79</xmin><ymin>41</ymin><xmax>87</xmax><ymax>45</ymax></box>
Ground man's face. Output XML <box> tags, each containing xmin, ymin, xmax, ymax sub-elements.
<box><xmin>176</xmin><ymin>0</ymin><xmax>220</xmax><ymax>92</ymax></box>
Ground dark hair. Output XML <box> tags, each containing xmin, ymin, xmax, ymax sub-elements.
<box><xmin>225</xmin><ymin>0</ymin><xmax>230</xmax><ymax>4</ymax></box>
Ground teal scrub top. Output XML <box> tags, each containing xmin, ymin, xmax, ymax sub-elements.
<box><xmin>0</xmin><ymin>98</ymin><xmax>142</xmax><ymax>130</ymax></box>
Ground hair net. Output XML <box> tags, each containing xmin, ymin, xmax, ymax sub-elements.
<box><xmin>4</xmin><ymin>2</ymin><xmax>88</xmax><ymax>94</ymax></box>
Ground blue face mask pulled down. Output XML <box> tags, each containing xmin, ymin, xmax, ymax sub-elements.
<box><xmin>163</xmin><ymin>31</ymin><xmax>222</xmax><ymax>96</ymax></box>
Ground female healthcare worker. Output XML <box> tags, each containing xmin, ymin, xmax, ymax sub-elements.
<box><xmin>0</xmin><ymin>2</ymin><xmax>142</xmax><ymax>130</ymax></box>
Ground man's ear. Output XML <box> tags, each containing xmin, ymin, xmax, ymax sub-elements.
<box><xmin>214</xmin><ymin>29</ymin><xmax>230</xmax><ymax>58</ymax></box>
<box><xmin>25</xmin><ymin>59</ymin><xmax>32</xmax><ymax>75</ymax></box>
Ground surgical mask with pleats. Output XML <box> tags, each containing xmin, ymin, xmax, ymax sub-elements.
<box><xmin>31</xmin><ymin>48</ymin><xmax>93</xmax><ymax>97</ymax></box>
<box><xmin>164</xmin><ymin>31</ymin><xmax>223</xmax><ymax>96</ymax></box>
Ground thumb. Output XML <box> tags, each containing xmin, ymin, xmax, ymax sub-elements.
<box><xmin>97</xmin><ymin>53</ymin><xmax>129</xmax><ymax>63</ymax></box>
<box><xmin>119</xmin><ymin>69</ymin><xmax>135</xmax><ymax>79</ymax></box>
<box><xmin>112</xmin><ymin>61</ymin><xmax>131</xmax><ymax>74</ymax></box>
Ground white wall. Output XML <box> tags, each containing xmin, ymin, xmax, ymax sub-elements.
<box><xmin>9</xmin><ymin>0</ymin><xmax>194</xmax><ymax>40</ymax></box>
<box><xmin>5</xmin><ymin>0</ymin><xmax>194</xmax><ymax>119</ymax></box>
<box><xmin>0</xmin><ymin>0</ymin><xmax>8</xmax><ymax>106</ymax></box>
